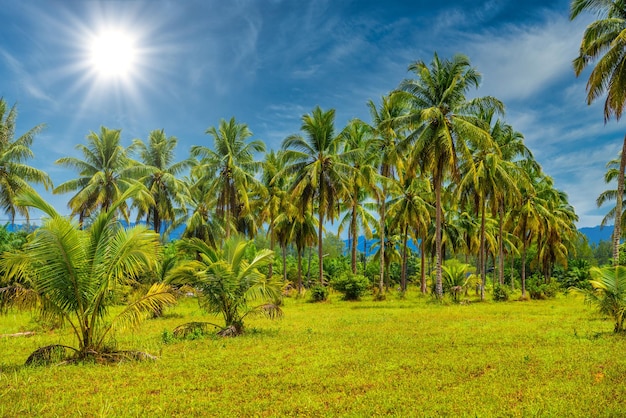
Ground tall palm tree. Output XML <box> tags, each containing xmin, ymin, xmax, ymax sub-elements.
<box><xmin>367</xmin><ymin>93</ymin><xmax>409</xmax><ymax>295</ymax></box>
<box><xmin>338</xmin><ymin>119</ymin><xmax>379</xmax><ymax>274</ymax></box>
<box><xmin>0</xmin><ymin>99</ymin><xmax>52</xmax><ymax>224</ymax></box>
<box><xmin>508</xmin><ymin>166</ymin><xmax>557</xmax><ymax>298</ymax></box>
<box><xmin>54</xmin><ymin>126</ymin><xmax>143</xmax><ymax>226</ymax></box>
<box><xmin>131</xmin><ymin>129</ymin><xmax>194</xmax><ymax>235</ymax></box>
<box><xmin>281</xmin><ymin>106</ymin><xmax>353</xmax><ymax>284</ymax></box>
<box><xmin>0</xmin><ymin>185</ymin><xmax>175</xmax><ymax>360</ymax></box>
<box><xmin>597</xmin><ymin>156</ymin><xmax>626</xmax><ymax>236</ymax></box>
<box><xmin>571</xmin><ymin>0</ymin><xmax>626</xmax><ymax>263</ymax></box>
<box><xmin>398</xmin><ymin>53</ymin><xmax>503</xmax><ymax>298</ymax></box>
<box><xmin>176</xmin><ymin>173</ymin><xmax>223</xmax><ymax>247</ymax></box>
<box><xmin>387</xmin><ymin>175</ymin><xmax>431</xmax><ymax>292</ymax></box>
<box><xmin>259</xmin><ymin>150</ymin><xmax>290</xmax><ymax>278</ymax></box>
<box><xmin>458</xmin><ymin>125</ymin><xmax>521</xmax><ymax>299</ymax></box>
<box><xmin>191</xmin><ymin>117</ymin><xmax>265</xmax><ymax>239</ymax></box>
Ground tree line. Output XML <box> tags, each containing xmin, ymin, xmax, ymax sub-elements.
<box><xmin>0</xmin><ymin>53</ymin><xmax>580</xmax><ymax>303</ymax></box>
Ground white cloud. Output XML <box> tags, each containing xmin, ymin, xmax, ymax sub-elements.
<box><xmin>464</xmin><ymin>12</ymin><xmax>588</xmax><ymax>102</ymax></box>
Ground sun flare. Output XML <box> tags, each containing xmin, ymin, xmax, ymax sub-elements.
<box><xmin>89</xmin><ymin>30</ymin><xmax>137</xmax><ymax>78</ymax></box>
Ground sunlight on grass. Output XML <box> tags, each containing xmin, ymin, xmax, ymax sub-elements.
<box><xmin>1</xmin><ymin>292</ymin><xmax>625</xmax><ymax>416</ymax></box>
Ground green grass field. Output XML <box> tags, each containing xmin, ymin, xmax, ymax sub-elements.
<box><xmin>1</xmin><ymin>291</ymin><xmax>625</xmax><ymax>417</ymax></box>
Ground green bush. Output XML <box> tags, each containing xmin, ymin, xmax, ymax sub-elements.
<box><xmin>526</xmin><ymin>274</ymin><xmax>559</xmax><ymax>299</ymax></box>
<box><xmin>492</xmin><ymin>284</ymin><xmax>510</xmax><ymax>302</ymax></box>
<box><xmin>309</xmin><ymin>284</ymin><xmax>329</xmax><ymax>302</ymax></box>
<box><xmin>330</xmin><ymin>273</ymin><xmax>370</xmax><ymax>300</ymax></box>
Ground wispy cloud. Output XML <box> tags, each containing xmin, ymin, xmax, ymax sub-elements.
<box><xmin>0</xmin><ymin>49</ymin><xmax>55</xmax><ymax>104</ymax></box>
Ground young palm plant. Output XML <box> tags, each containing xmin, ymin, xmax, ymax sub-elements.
<box><xmin>578</xmin><ymin>266</ymin><xmax>626</xmax><ymax>333</ymax></box>
<box><xmin>0</xmin><ymin>185</ymin><xmax>176</xmax><ymax>363</ymax></box>
<box><xmin>168</xmin><ymin>235</ymin><xmax>282</xmax><ymax>336</ymax></box>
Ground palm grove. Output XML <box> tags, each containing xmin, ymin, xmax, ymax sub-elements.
<box><xmin>2</xmin><ymin>47</ymin><xmax>616</xmax><ymax>361</ymax></box>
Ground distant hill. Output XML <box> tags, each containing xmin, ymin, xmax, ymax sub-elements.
<box><xmin>342</xmin><ymin>225</ymin><xmax>614</xmax><ymax>255</ymax></box>
<box><xmin>579</xmin><ymin>225</ymin><xmax>613</xmax><ymax>245</ymax></box>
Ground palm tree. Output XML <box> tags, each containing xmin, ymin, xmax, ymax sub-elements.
<box><xmin>0</xmin><ymin>185</ymin><xmax>175</xmax><ymax>361</ymax></box>
<box><xmin>290</xmin><ymin>210</ymin><xmax>318</xmax><ymax>293</ymax></box>
<box><xmin>597</xmin><ymin>156</ymin><xmax>626</xmax><ymax>236</ymax></box>
<box><xmin>0</xmin><ymin>99</ymin><xmax>52</xmax><ymax>224</ymax></box>
<box><xmin>577</xmin><ymin>265</ymin><xmax>626</xmax><ymax>332</ymax></box>
<box><xmin>281</xmin><ymin>106</ymin><xmax>353</xmax><ymax>284</ymax></box>
<box><xmin>367</xmin><ymin>93</ymin><xmax>409</xmax><ymax>295</ymax></box>
<box><xmin>176</xmin><ymin>173</ymin><xmax>223</xmax><ymax>247</ymax></box>
<box><xmin>458</xmin><ymin>128</ymin><xmax>521</xmax><ymax>300</ymax></box>
<box><xmin>398</xmin><ymin>53</ymin><xmax>503</xmax><ymax>298</ymax></box>
<box><xmin>387</xmin><ymin>175</ymin><xmax>431</xmax><ymax>292</ymax></box>
<box><xmin>571</xmin><ymin>0</ymin><xmax>626</xmax><ymax>263</ymax></box>
<box><xmin>509</xmin><ymin>166</ymin><xmax>557</xmax><ymax>298</ymax></box>
<box><xmin>259</xmin><ymin>150</ymin><xmax>289</xmax><ymax>278</ymax></box>
<box><xmin>191</xmin><ymin>117</ymin><xmax>265</xmax><ymax>239</ymax></box>
<box><xmin>54</xmin><ymin>126</ymin><xmax>143</xmax><ymax>226</ymax></box>
<box><xmin>131</xmin><ymin>129</ymin><xmax>193</xmax><ymax>235</ymax></box>
<box><xmin>168</xmin><ymin>235</ymin><xmax>282</xmax><ymax>336</ymax></box>
<box><xmin>338</xmin><ymin>119</ymin><xmax>379</xmax><ymax>274</ymax></box>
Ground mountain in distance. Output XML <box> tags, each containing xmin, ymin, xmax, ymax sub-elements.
<box><xmin>343</xmin><ymin>225</ymin><xmax>614</xmax><ymax>255</ymax></box>
<box><xmin>578</xmin><ymin>225</ymin><xmax>613</xmax><ymax>245</ymax></box>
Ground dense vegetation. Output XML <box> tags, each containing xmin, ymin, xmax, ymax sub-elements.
<box><xmin>2</xmin><ymin>1</ymin><xmax>626</xmax><ymax>413</ymax></box>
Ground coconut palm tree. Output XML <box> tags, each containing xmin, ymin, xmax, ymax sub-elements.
<box><xmin>367</xmin><ymin>93</ymin><xmax>409</xmax><ymax>295</ymax></box>
<box><xmin>597</xmin><ymin>156</ymin><xmax>626</xmax><ymax>236</ymax></box>
<box><xmin>191</xmin><ymin>117</ymin><xmax>265</xmax><ymax>239</ymax></box>
<box><xmin>458</xmin><ymin>133</ymin><xmax>521</xmax><ymax>300</ymax></box>
<box><xmin>175</xmin><ymin>173</ymin><xmax>223</xmax><ymax>247</ymax></box>
<box><xmin>281</xmin><ymin>106</ymin><xmax>353</xmax><ymax>284</ymax></box>
<box><xmin>0</xmin><ymin>185</ymin><xmax>175</xmax><ymax>361</ymax></box>
<box><xmin>578</xmin><ymin>265</ymin><xmax>626</xmax><ymax>332</ymax></box>
<box><xmin>387</xmin><ymin>175</ymin><xmax>432</xmax><ymax>292</ymax></box>
<box><xmin>571</xmin><ymin>0</ymin><xmax>626</xmax><ymax>263</ymax></box>
<box><xmin>0</xmin><ymin>99</ymin><xmax>52</xmax><ymax>225</ymax></box>
<box><xmin>131</xmin><ymin>129</ymin><xmax>194</xmax><ymax>235</ymax></box>
<box><xmin>398</xmin><ymin>53</ymin><xmax>503</xmax><ymax>298</ymax></box>
<box><xmin>338</xmin><ymin>119</ymin><xmax>379</xmax><ymax>274</ymax></box>
<box><xmin>259</xmin><ymin>150</ymin><xmax>290</xmax><ymax>278</ymax></box>
<box><xmin>54</xmin><ymin>126</ymin><xmax>144</xmax><ymax>226</ymax></box>
<box><xmin>168</xmin><ymin>235</ymin><xmax>282</xmax><ymax>336</ymax></box>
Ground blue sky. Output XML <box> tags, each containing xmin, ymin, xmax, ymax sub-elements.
<box><xmin>0</xmin><ymin>0</ymin><xmax>622</xmax><ymax>228</ymax></box>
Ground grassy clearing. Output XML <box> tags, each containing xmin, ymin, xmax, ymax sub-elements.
<box><xmin>1</xmin><ymin>291</ymin><xmax>625</xmax><ymax>417</ymax></box>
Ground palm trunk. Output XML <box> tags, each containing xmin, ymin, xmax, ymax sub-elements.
<box><xmin>420</xmin><ymin>239</ymin><xmax>427</xmax><ymax>294</ymax></box>
<box><xmin>401</xmin><ymin>225</ymin><xmax>408</xmax><ymax>293</ymax></box>
<box><xmin>268</xmin><ymin>219</ymin><xmax>275</xmax><ymax>278</ymax></box>
<box><xmin>521</xmin><ymin>243</ymin><xmax>527</xmax><ymax>298</ymax></box>
<box><xmin>282</xmin><ymin>244</ymin><xmax>287</xmax><ymax>283</ymax></box>
<box><xmin>379</xmin><ymin>196</ymin><xmax>386</xmax><ymax>295</ymax></box>
<box><xmin>363</xmin><ymin>239</ymin><xmax>367</xmax><ymax>274</ymax></box>
<box><xmin>510</xmin><ymin>254</ymin><xmax>515</xmax><ymax>291</ymax></box>
<box><xmin>154</xmin><ymin>208</ymin><xmax>161</xmax><ymax>234</ymax></box>
<box><xmin>351</xmin><ymin>193</ymin><xmax>358</xmax><ymax>275</ymax></box>
<box><xmin>306</xmin><ymin>245</ymin><xmax>313</xmax><ymax>286</ymax></box>
<box><xmin>613</xmin><ymin>137</ymin><xmax>626</xmax><ymax>264</ymax></box>
<box><xmin>297</xmin><ymin>248</ymin><xmax>303</xmax><ymax>293</ymax></box>
<box><xmin>480</xmin><ymin>202</ymin><xmax>486</xmax><ymax>301</ymax></box>
<box><xmin>498</xmin><ymin>206</ymin><xmax>504</xmax><ymax>285</ymax></box>
<box><xmin>318</xmin><ymin>210</ymin><xmax>324</xmax><ymax>284</ymax></box>
<box><xmin>435</xmin><ymin>180</ymin><xmax>443</xmax><ymax>298</ymax></box>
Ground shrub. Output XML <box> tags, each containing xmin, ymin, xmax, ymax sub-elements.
<box><xmin>309</xmin><ymin>284</ymin><xmax>329</xmax><ymax>302</ymax></box>
<box><xmin>330</xmin><ymin>273</ymin><xmax>370</xmax><ymax>301</ymax></box>
<box><xmin>492</xmin><ymin>284</ymin><xmax>510</xmax><ymax>302</ymax></box>
<box><xmin>526</xmin><ymin>274</ymin><xmax>559</xmax><ymax>299</ymax></box>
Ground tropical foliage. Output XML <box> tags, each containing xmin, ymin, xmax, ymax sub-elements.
<box><xmin>578</xmin><ymin>265</ymin><xmax>626</xmax><ymax>332</ymax></box>
<box><xmin>0</xmin><ymin>186</ymin><xmax>176</xmax><ymax>361</ymax></box>
<box><xmin>167</xmin><ymin>235</ymin><xmax>282</xmax><ymax>336</ymax></box>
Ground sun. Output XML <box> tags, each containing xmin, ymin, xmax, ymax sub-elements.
<box><xmin>88</xmin><ymin>30</ymin><xmax>137</xmax><ymax>78</ymax></box>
